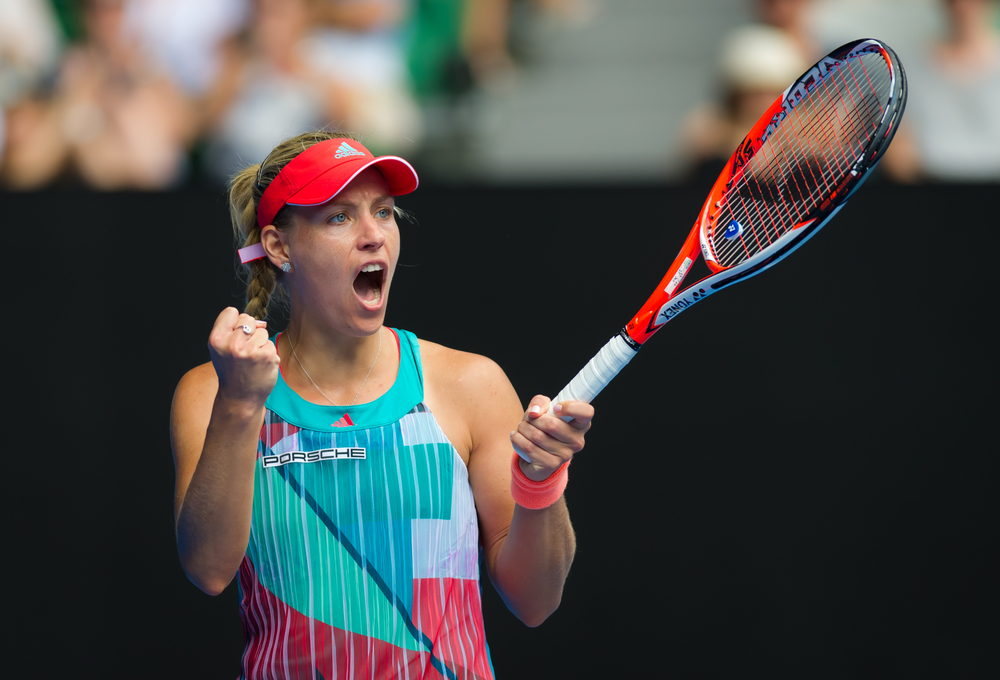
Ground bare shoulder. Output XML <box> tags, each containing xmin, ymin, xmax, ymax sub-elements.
<box><xmin>418</xmin><ymin>339</ymin><xmax>515</xmax><ymax>406</ymax></box>
<box><xmin>418</xmin><ymin>339</ymin><xmax>522</xmax><ymax>460</ymax></box>
<box><xmin>419</xmin><ymin>338</ymin><xmax>504</xmax><ymax>378</ymax></box>
<box><xmin>170</xmin><ymin>362</ymin><xmax>219</xmax><ymax>449</ymax></box>
<box><xmin>172</xmin><ymin>362</ymin><xmax>219</xmax><ymax>413</ymax></box>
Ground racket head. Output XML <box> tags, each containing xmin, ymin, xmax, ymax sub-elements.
<box><xmin>698</xmin><ymin>39</ymin><xmax>907</xmax><ymax>272</ymax></box>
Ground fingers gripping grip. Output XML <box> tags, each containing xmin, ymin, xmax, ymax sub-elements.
<box><xmin>549</xmin><ymin>332</ymin><xmax>639</xmax><ymax>421</ymax></box>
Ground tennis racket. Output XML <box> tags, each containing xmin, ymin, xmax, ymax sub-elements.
<box><xmin>550</xmin><ymin>38</ymin><xmax>907</xmax><ymax>415</ymax></box>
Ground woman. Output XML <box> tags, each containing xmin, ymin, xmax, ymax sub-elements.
<box><xmin>170</xmin><ymin>130</ymin><xmax>592</xmax><ymax>679</ymax></box>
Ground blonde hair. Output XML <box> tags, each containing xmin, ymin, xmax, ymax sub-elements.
<box><xmin>228</xmin><ymin>130</ymin><xmax>360</xmax><ymax>320</ymax></box>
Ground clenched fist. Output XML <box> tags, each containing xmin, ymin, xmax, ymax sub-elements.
<box><xmin>208</xmin><ymin>307</ymin><xmax>280</xmax><ymax>406</ymax></box>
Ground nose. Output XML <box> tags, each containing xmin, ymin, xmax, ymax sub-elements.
<box><xmin>357</xmin><ymin>211</ymin><xmax>386</xmax><ymax>251</ymax></box>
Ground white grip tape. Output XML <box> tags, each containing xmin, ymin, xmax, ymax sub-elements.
<box><xmin>549</xmin><ymin>334</ymin><xmax>638</xmax><ymax>421</ymax></box>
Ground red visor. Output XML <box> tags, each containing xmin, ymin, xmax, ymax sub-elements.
<box><xmin>256</xmin><ymin>138</ymin><xmax>418</xmax><ymax>230</ymax></box>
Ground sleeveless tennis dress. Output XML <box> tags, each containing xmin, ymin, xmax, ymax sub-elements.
<box><xmin>237</xmin><ymin>329</ymin><xmax>495</xmax><ymax>680</ymax></box>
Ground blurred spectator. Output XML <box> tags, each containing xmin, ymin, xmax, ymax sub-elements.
<box><xmin>122</xmin><ymin>0</ymin><xmax>250</xmax><ymax>96</ymax></box>
<box><xmin>461</xmin><ymin>0</ymin><xmax>517</xmax><ymax>87</ymax></box>
<box><xmin>305</xmin><ymin>0</ymin><xmax>574</xmax><ymax>149</ymax></box>
<box><xmin>407</xmin><ymin>0</ymin><xmax>470</xmax><ymax>101</ymax></box>
<box><xmin>0</xmin><ymin>0</ymin><xmax>62</xmax><ymax>170</ymax></box>
<box><xmin>680</xmin><ymin>25</ymin><xmax>807</xmax><ymax>182</ymax></box>
<box><xmin>0</xmin><ymin>0</ymin><xmax>62</xmax><ymax>105</ymax></box>
<box><xmin>756</xmin><ymin>0</ymin><xmax>817</xmax><ymax>60</ymax></box>
<box><xmin>678</xmin><ymin>0</ymin><xmax>815</xmax><ymax>183</ymax></box>
<box><xmin>203</xmin><ymin>0</ymin><xmax>353</xmax><ymax>182</ymax></box>
<box><xmin>405</xmin><ymin>0</ymin><xmax>521</xmax><ymax>104</ymax></box>
<box><xmin>305</xmin><ymin>0</ymin><xmax>423</xmax><ymax>152</ymax></box>
<box><xmin>1</xmin><ymin>0</ymin><xmax>196</xmax><ymax>190</ymax></box>
<box><xmin>882</xmin><ymin>0</ymin><xmax>1000</xmax><ymax>181</ymax></box>
<box><xmin>405</xmin><ymin>0</ymin><xmax>594</xmax><ymax>99</ymax></box>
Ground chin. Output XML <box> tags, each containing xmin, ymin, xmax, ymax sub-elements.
<box><xmin>352</xmin><ymin>307</ymin><xmax>388</xmax><ymax>335</ymax></box>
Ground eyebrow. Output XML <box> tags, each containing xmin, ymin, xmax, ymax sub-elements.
<box><xmin>327</xmin><ymin>194</ymin><xmax>394</xmax><ymax>208</ymax></box>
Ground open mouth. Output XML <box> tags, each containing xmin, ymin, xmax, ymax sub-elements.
<box><xmin>354</xmin><ymin>263</ymin><xmax>385</xmax><ymax>305</ymax></box>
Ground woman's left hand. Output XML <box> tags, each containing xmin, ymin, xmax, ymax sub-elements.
<box><xmin>510</xmin><ymin>396</ymin><xmax>594</xmax><ymax>482</ymax></box>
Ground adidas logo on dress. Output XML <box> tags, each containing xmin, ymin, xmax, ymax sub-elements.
<box><xmin>331</xmin><ymin>413</ymin><xmax>354</xmax><ymax>428</ymax></box>
<box><xmin>334</xmin><ymin>142</ymin><xmax>365</xmax><ymax>159</ymax></box>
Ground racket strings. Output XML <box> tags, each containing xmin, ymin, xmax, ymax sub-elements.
<box><xmin>712</xmin><ymin>55</ymin><xmax>889</xmax><ymax>264</ymax></box>
<box><xmin>718</xmin><ymin>89</ymin><xmax>881</xmax><ymax>262</ymax></box>
<box><xmin>719</xmin><ymin>81</ymin><xmax>882</xmax><ymax>259</ymax></box>
<box><xmin>711</xmin><ymin>53</ymin><xmax>892</xmax><ymax>267</ymax></box>
<box><xmin>717</xmin><ymin>61</ymin><xmax>888</xmax><ymax>260</ymax></box>
<box><xmin>742</xmin><ymin>57</ymin><xmax>888</xmax><ymax>225</ymax></box>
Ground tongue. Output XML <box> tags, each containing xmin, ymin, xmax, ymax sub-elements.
<box><xmin>354</xmin><ymin>272</ymin><xmax>381</xmax><ymax>303</ymax></box>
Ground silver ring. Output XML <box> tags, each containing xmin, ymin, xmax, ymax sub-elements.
<box><xmin>239</xmin><ymin>324</ymin><xmax>253</xmax><ymax>335</ymax></box>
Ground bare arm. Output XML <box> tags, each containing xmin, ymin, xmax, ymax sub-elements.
<box><xmin>170</xmin><ymin>309</ymin><xmax>278</xmax><ymax>595</ymax></box>
<box><xmin>424</xmin><ymin>344</ymin><xmax>586</xmax><ymax>626</ymax></box>
<box><xmin>491</xmin><ymin>394</ymin><xmax>590</xmax><ymax>626</ymax></box>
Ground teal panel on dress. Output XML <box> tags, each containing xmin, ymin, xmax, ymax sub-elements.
<box><xmin>265</xmin><ymin>328</ymin><xmax>424</xmax><ymax>433</ymax></box>
<box><xmin>291</xmin><ymin>429</ymin><xmax>454</xmax><ymax>525</ymax></box>
<box><xmin>247</xmin><ymin>462</ymin><xmax>425</xmax><ymax>651</ymax></box>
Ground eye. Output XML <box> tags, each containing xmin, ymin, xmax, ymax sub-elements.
<box><xmin>330</xmin><ymin>212</ymin><xmax>348</xmax><ymax>224</ymax></box>
<box><xmin>376</xmin><ymin>208</ymin><xmax>392</xmax><ymax>219</ymax></box>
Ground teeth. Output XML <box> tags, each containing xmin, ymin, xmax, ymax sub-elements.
<box><xmin>361</xmin><ymin>264</ymin><xmax>382</xmax><ymax>273</ymax></box>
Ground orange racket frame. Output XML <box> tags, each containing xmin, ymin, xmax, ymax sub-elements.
<box><xmin>545</xmin><ymin>39</ymin><xmax>906</xmax><ymax>419</ymax></box>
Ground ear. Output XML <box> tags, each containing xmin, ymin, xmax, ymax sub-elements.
<box><xmin>260</xmin><ymin>224</ymin><xmax>290</xmax><ymax>269</ymax></box>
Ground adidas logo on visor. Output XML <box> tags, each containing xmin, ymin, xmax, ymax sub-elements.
<box><xmin>334</xmin><ymin>142</ymin><xmax>365</xmax><ymax>159</ymax></box>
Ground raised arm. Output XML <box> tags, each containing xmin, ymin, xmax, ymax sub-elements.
<box><xmin>170</xmin><ymin>308</ymin><xmax>278</xmax><ymax>595</ymax></box>
<box><xmin>493</xmin><ymin>393</ymin><xmax>591</xmax><ymax>626</ymax></box>
<box><xmin>424</xmin><ymin>345</ymin><xmax>590</xmax><ymax>627</ymax></box>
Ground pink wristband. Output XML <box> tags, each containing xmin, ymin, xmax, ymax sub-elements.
<box><xmin>510</xmin><ymin>453</ymin><xmax>569</xmax><ymax>509</ymax></box>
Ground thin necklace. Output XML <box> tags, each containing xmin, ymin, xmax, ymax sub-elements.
<box><xmin>288</xmin><ymin>328</ymin><xmax>382</xmax><ymax>406</ymax></box>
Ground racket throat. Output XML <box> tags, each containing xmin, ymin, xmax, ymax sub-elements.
<box><xmin>618</xmin><ymin>328</ymin><xmax>642</xmax><ymax>352</ymax></box>
<box><xmin>648</xmin><ymin>285</ymin><xmax>713</xmax><ymax>332</ymax></box>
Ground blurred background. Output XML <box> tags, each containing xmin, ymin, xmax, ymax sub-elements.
<box><xmin>2</xmin><ymin>0</ymin><xmax>998</xmax><ymax>187</ymax></box>
<box><xmin>4</xmin><ymin>1</ymin><xmax>998</xmax><ymax>678</ymax></box>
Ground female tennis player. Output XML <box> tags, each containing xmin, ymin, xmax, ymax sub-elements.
<box><xmin>170</xmin><ymin>131</ymin><xmax>592</xmax><ymax>679</ymax></box>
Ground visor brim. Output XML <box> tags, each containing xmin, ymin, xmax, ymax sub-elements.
<box><xmin>285</xmin><ymin>155</ymin><xmax>419</xmax><ymax>207</ymax></box>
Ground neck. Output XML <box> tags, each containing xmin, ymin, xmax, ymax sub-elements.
<box><xmin>280</xmin><ymin>317</ymin><xmax>393</xmax><ymax>406</ymax></box>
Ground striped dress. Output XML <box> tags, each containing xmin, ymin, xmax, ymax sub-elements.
<box><xmin>237</xmin><ymin>329</ymin><xmax>494</xmax><ymax>680</ymax></box>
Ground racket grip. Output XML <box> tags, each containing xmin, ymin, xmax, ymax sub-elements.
<box><xmin>549</xmin><ymin>331</ymin><xmax>639</xmax><ymax>421</ymax></box>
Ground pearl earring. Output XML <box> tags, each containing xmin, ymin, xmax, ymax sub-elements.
<box><xmin>281</xmin><ymin>262</ymin><xmax>292</xmax><ymax>273</ymax></box>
